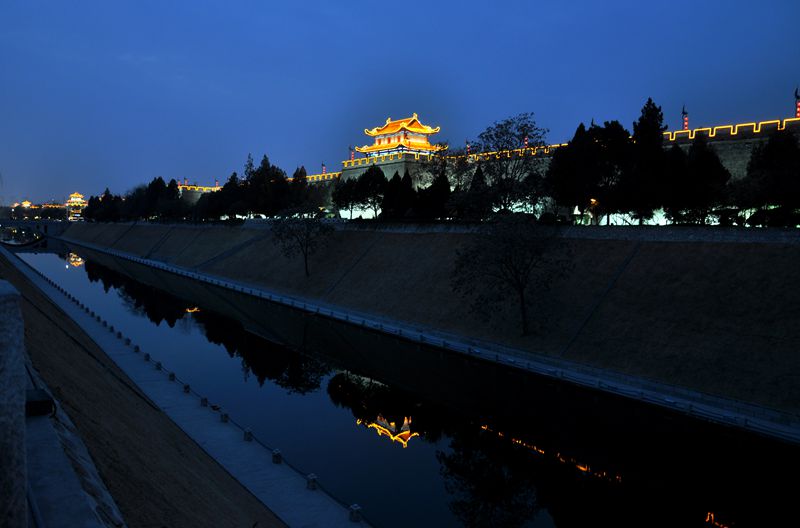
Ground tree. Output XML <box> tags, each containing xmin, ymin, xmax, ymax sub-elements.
<box><xmin>158</xmin><ymin>178</ymin><xmax>184</xmax><ymax>220</ymax></box>
<box><xmin>381</xmin><ymin>170</ymin><xmax>417</xmax><ymax>219</ymax></box>
<box><xmin>477</xmin><ymin>113</ymin><xmax>548</xmax><ymax>210</ymax></box>
<box><xmin>618</xmin><ymin>98</ymin><xmax>666</xmax><ymax>223</ymax></box>
<box><xmin>355</xmin><ymin>165</ymin><xmax>387</xmax><ymax>219</ymax></box>
<box><xmin>452</xmin><ymin>165</ymin><xmax>493</xmax><ymax>220</ymax></box>
<box><xmin>684</xmin><ymin>136</ymin><xmax>730</xmax><ymax>224</ymax></box>
<box><xmin>332</xmin><ymin>178</ymin><xmax>359</xmax><ymax>219</ymax></box>
<box><xmin>418</xmin><ymin>169</ymin><xmax>450</xmax><ymax>220</ymax></box>
<box><xmin>661</xmin><ymin>145</ymin><xmax>690</xmax><ymax>223</ymax></box>
<box><xmin>437</xmin><ymin>430</ymin><xmax>540</xmax><ymax>528</ymax></box>
<box><xmin>591</xmin><ymin>120</ymin><xmax>632</xmax><ymax>223</ymax></box>
<box><xmin>145</xmin><ymin>176</ymin><xmax>168</xmax><ymax>218</ymax></box>
<box><xmin>289</xmin><ymin>166</ymin><xmax>310</xmax><ymax>212</ymax></box>
<box><xmin>271</xmin><ymin>217</ymin><xmax>334</xmax><ymax>277</ymax></box>
<box><xmin>452</xmin><ymin>215</ymin><xmax>569</xmax><ymax>336</ymax></box>
<box><xmin>197</xmin><ymin>172</ymin><xmax>245</xmax><ymax>220</ymax></box>
<box><xmin>244</xmin><ymin>153</ymin><xmax>256</xmax><ymax>180</ymax></box>
<box><xmin>546</xmin><ymin>123</ymin><xmax>597</xmax><ymax>218</ymax></box>
<box><xmin>546</xmin><ymin>120</ymin><xmax>632</xmax><ymax>224</ymax></box>
<box><xmin>737</xmin><ymin>129</ymin><xmax>800</xmax><ymax>226</ymax></box>
<box><xmin>398</xmin><ymin>170</ymin><xmax>417</xmax><ymax>217</ymax></box>
<box><xmin>381</xmin><ymin>171</ymin><xmax>403</xmax><ymax>219</ymax></box>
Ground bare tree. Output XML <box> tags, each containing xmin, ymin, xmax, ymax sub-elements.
<box><xmin>477</xmin><ymin>113</ymin><xmax>548</xmax><ymax>211</ymax></box>
<box><xmin>452</xmin><ymin>215</ymin><xmax>569</xmax><ymax>336</ymax></box>
<box><xmin>271</xmin><ymin>218</ymin><xmax>334</xmax><ymax>278</ymax></box>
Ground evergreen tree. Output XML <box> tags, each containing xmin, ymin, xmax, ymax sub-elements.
<box><xmin>331</xmin><ymin>178</ymin><xmax>358</xmax><ymax>219</ymax></box>
<box><xmin>160</xmin><ymin>178</ymin><xmax>183</xmax><ymax>220</ymax></box>
<box><xmin>739</xmin><ymin>129</ymin><xmax>800</xmax><ymax>226</ymax></box>
<box><xmin>620</xmin><ymin>98</ymin><xmax>666</xmax><ymax>223</ymax></box>
<box><xmin>246</xmin><ymin>155</ymin><xmax>271</xmax><ymax>215</ymax></box>
<box><xmin>684</xmin><ymin>136</ymin><xmax>730</xmax><ymax>224</ymax></box>
<box><xmin>121</xmin><ymin>185</ymin><xmax>147</xmax><ymax>220</ymax></box>
<box><xmin>244</xmin><ymin>153</ymin><xmax>255</xmax><ymax>180</ymax></box>
<box><xmin>381</xmin><ymin>171</ymin><xmax>403</xmax><ymax>219</ymax></box>
<box><xmin>145</xmin><ymin>177</ymin><xmax>168</xmax><ymax>218</ymax></box>
<box><xmin>265</xmin><ymin>169</ymin><xmax>290</xmax><ymax>216</ymax></box>
<box><xmin>398</xmin><ymin>170</ymin><xmax>417</xmax><ymax>217</ymax></box>
<box><xmin>546</xmin><ymin>123</ymin><xmax>597</xmax><ymax>218</ymax></box>
<box><xmin>289</xmin><ymin>165</ymin><xmax>309</xmax><ymax>212</ymax></box>
<box><xmin>419</xmin><ymin>170</ymin><xmax>450</xmax><ymax>219</ymax></box>
<box><xmin>592</xmin><ymin>120</ymin><xmax>632</xmax><ymax>224</ymax></box>
<box><xmin>460</xmin><ymin>165</ymin><xmax>493</xmax><ymax>220</ymax></box>
<box><xmin>661</xmin><ymin>145</ymin><xmax>690</xmax><ymax>223</ymax></box>
<box><xmin>355</xmin><ymin>165</ymin><xmax>387</xmax><ymax>219</ymax></box>
<box><xmin>218</xmin><ymin>172</ymin><xmax>246</xmax><ymax>219</ymax></box>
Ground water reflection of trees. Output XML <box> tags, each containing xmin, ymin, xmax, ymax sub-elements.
<box><xmin>327</xmin><ymin>371</ymin><xmax>543</xmax><ymax>526</ymax></box>
<box><xmin>83</xmin><ymin>258</ymin><xmax>331</xmax><ymax>393</ymax></box>
<box><xmin>328</xmin><ymin>372</ymin><xmax>439</xmax><ymax>441</ymax></box>
<box><xmin>79</xmin><ymin>258</ymin><xmax>794</xmax><ymax>528</ymax></box>
<box><xmin>438</xmin><ymin>431</ymin><xmax>539</xmax><ymax>528</ymax></box>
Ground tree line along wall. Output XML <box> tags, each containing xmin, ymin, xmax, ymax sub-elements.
<box><xmin>671</xmin><ymin>137</ymin><xmax>762</xmax><ymax>180</ymax></box>
<box><xmin>332</xmin><ymin>130</ymin><xmax>792</xmax><ymax>187</ymax></box>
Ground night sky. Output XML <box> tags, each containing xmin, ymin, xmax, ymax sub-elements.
<box><xmin>2</xmin><ymin>1</ymin><xmax>798</xmax><ymax>203</ymax></box>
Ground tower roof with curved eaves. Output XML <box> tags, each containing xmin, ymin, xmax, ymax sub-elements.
<box><xmin>364</xmin><ymin>113</ymin><xmax>441</xmax><ymax>137</ymax></box>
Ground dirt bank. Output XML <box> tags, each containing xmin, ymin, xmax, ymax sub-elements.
<box><xmin>62</xmin><ymin>222</ymin><xmax>800</xmax><ymax>415</ymax></box>
<box><xmin>0</xmin><ymin>251</ymin><xmax>285</xmax><ymax>528</ymax></box>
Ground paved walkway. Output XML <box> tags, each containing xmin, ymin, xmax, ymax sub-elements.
<box><xmin>59</xmin><ymin>236</ymin><xmax>800</xmax><ymax>446</ymax></box>
<box><xmin>1</xmin><ymin>246</ymin><xmax>368</xmax><ymax>528</ymax></box>
<box><xmin>25</xmin><ymin>364</ymin><xmax>125</xmax><ymax>528</ymax></box>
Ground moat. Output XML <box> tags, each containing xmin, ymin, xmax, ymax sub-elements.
<box><xmin>18</xmin><ymin>245</ymin><xmax>799</xmax><ymax>528</ymax></box>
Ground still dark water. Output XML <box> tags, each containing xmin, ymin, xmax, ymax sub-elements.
<box><xmin>18</xmin><ymin>245</ymin><xmax>799</xmax><ymax>528</ymax></box>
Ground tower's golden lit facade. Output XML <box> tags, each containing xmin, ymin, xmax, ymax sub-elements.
<box><xmin>66</xmin><ymin>192</ymin><xmax>87</xmax><ymax>221</ymax></box>
<box><xmin>355</xmin><ymin>113</ymin><xmax>447</xmax><ymax>157</ymax></box>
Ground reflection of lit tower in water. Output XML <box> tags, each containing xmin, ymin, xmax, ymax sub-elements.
<box><xmin>67</xmin><ymin>253</ymin><xmax>85</xmax><ymax>268</ymax></box>
<box><xmin>681</xmin><ymin>105</ymin><xmax>689</xmax><ymax>131</ymax></box>
<box><xmin>357</xmin><ymin>415</ymin><xmax>420</xmax><ymax>448</ymax></box>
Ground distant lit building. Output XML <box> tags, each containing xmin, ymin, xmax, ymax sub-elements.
<box><xmin>66</xmin><ymin>192</ymin><xmax>87</xmax><ymax>221</ymax></box>
<box><xmin>10</xmin><ymin>200</ymin><xmax>37</xmax><ymax>220</ymax></box>
<box><xmin>356</xmin><ymin>113</ymin><xmax>447</xmax><ymax>158</ymax></box>
<box><xmin>338</xmin><ymin>113</ymin><xmax>447</xmax><ymax>185</ymax></box>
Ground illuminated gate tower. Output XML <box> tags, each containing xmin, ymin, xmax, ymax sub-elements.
<box><xmin>340</xmin><ymin>113</ymin><xmax>447</xmax><ymax>185</ymax></box>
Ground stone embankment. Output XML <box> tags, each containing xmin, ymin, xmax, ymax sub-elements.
<box><xmin>60</xmin><ymin>222</ymin><xmax>800</xmax><ymax>442</ymax></box>
<box><xmin>1</xmin><ymin>244</ymin><xmax>368</xmax><ymax>527</ymax></box>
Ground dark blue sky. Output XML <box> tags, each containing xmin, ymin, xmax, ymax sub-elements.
<box><xmin>2</xmin><ymin>1</ymin><xmax>798</xmax><ymax>203</ymax></box>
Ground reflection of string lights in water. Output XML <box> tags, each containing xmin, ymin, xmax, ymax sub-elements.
<box><xmin>480</xmin><ymin>424</ymin><xmax>623</xmax><ymax>484</ymax></box>
<box><xmin>185</xmin><ymin>307</ymin><xmax>201</xmax><ymax>313</ymax></box>
<box><xmin>356</xmin><ymin>415</ymin><xmax>420</xmax><ymax>448</ymax></box>
<box><xmin>705</xmin><ymin>512</ymin><xmax>732</xmax><ymax>528</ymax></box>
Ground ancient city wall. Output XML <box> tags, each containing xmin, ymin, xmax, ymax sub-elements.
<box><xmin>666</xmin><ymin>117</ymin><xmax>800</xmax><ymax>180</ymax></box>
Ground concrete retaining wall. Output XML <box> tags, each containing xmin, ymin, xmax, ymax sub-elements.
<box><xmin>61</xmin><ymin>223</ymin><xmax>800</xmax><ymax>418</ymax></box>
<box><xmin>0</xmin><ymin>281</ymin><xmax>25</xmax><ymax>528</ymax></box>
